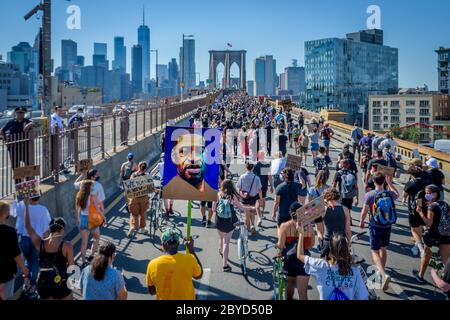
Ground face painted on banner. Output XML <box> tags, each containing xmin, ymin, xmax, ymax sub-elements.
<box><xmin>172</xmin><ymin>132</ymin><xmax>206</xmax><ymax>190</ymax></box>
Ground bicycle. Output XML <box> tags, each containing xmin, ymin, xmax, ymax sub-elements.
<box><xmin>265</xmin><ymin>243</ymin><xmax>287</xmax><ymax>300</ymax></box>
<box><xmin>235</xmin><ymin>209</ymin><xmax>250</xmax><ymax>277</ymax></box>
<box><xmin>350</xmin><ymin>231</ymin><xmax>379</xmax><ymax>300</ymax></box>
<box><xmin>148</xmin><ymin>190</ymin><xmax>163</xmax><ymax>238</ymax></box>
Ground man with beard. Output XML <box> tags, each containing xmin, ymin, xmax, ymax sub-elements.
<box><xmin>162</xmin><ymin>129</ymin><xmax>218</xmax><ymax>201</ymax></box>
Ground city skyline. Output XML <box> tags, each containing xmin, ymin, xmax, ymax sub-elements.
<box><xmin>0</xmin><ymin>0</ymin><xmax>449</xmax><ymax>89</ymax></box>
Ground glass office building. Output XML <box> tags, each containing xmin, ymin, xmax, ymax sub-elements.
<box><xmin>305</xmin><ymin>29</ymin><xmax>398</xmax><ymax>124</ymax></box>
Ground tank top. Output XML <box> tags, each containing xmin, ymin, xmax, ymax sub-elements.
<box><xmin>39</xmin><ymin>240</ymin><xmax>68</xmax><ymax>279</ymax></box>
<box><xmin>323</xmin><ymin>205</ymin><xmax>346</xmax><ymax>241</ymax></box>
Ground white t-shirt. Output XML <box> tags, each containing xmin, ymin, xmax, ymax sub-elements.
<box><xmin>74</xmin><ymin>181</ymin><xmax>106</xmax><ymax>216</ymax></box>
<box><xmin>13</xmin><ymin>201</ymin><xmax>51</xmax><ymax>238</ymax></box>
<box><xmin>304</xmin><ymin>256</ymin><xmax>369</xmax><ymax>300</ymax></box>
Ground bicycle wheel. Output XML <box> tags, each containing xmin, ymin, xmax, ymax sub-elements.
<box><xmin>147</xmin><ymin>207</ymin><xmax>154</xmax><ymax>239</ymax></box>
<box><xmin>272</xmin><ymin>260</ymin><xmax>279</xmax><ymax>300</ymax></box>
<box><xmin>237</xmin><ymin>237</ymin><xmax>247</xmax><ymax>277</ymax></box>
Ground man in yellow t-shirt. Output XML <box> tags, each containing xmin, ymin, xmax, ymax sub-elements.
<box><xmin>146</xmin><ymin>229</ymin><xmax>203</xmax><ymax>300</ymax></box>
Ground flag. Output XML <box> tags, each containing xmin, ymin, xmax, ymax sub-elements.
<box><xmin>227</xmin><ymin>43</ymin><xmax>233</xmax><ymax>48</ymax></box>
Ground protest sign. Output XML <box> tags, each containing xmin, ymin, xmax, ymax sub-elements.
<box><xmin>123</xmin><ymin>175</ymin><xmax>154</xmax><ymax>199</ymax></box>
<box><xmin>76</xmin><ymin>159</ymin><xmax>93</xmax><ymax>173</ymax></box>
<box><xmin>15</xmin><ymin>180</ymin><xmax>40</xmax><ymax>201</ymax></box>
<box><xmin>286</xmin><ymin>154</ymin><xmax>302</xmax><ymax>171</ymax></box>
<box><xmin>13</xmin><ymin>165</ymin><xmax>40</xmax><ymax>180</ymax></box>
<box><xmin>377</xmin><ymin>164</ymin><xmax>395</xmax><ymax>177</ymax></box>
<box><xmin>297</xmin><ymin>196</ymin><xmax>326</xmax><ymax>225</ymax></box>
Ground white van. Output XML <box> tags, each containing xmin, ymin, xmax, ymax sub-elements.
<box><xmin>434</xmin><ymin>140</ymin><xmax>450</xmax><ymax>154</ymax></box>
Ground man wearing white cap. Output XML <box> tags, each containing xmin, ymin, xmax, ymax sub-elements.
<box><xmin>426</xmin><ymin>157</ymin><xmax>445</xmax><ymax>201</ymax></box>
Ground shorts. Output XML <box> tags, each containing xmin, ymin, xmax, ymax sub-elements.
<box><xmin>0</xmin><ymin>278</ymin><xmax>15</xmax><ymax>300</ymax></box>
<box><xmin>423</xmin><ymin>230</ymin><xmax>450</xmax><ymax>248</ymax></box>
<box><xmin>322</xmin><ymin>139</ymin><xmax>331</xmax><ymax>149</ymax></box>
<box><xmin>408</xmin><ymin>211</ymin><xmax>426</xmax><ymax>228</ymax></box>
<box><xmin>260</xmin><ymin>187</ymin><xmax>268</xmax><ymax>199</ymax></box>
<box><xmin>298</xmin><ymin>188</ymin><xmax>308</xmax><ymax>198</ymax></box>
<box><xmin>277</xmin><ymin>215</ymin><xmax>291</xmax><ymax>227</ymax></box>
<box><xmin>79</xmin><ymin>215</ymin><xmax>100</xmax><ymax>232</ymax></box>
<box><xmin>341</xmin><ymin>198</ymin><xmax>353</xmax><ymax>211</ymax></box>
<box><xmin>284</xmin><ymin>250</ymin><xmax>310</xmax><ymax>277</ymax></box>
<box><xmin>201</xmin><ymin>201</ymin><xmax>213</xmax><ymax>209</ymax></box>
<box><xmin>369</xmin><ymin>225</ymin><xmax>391</xmax><ymax>251</ymax></box>
<box><xmin>38</xmin><ymin>281</ymin><xmax>72</xmax><ymax>300</ymax></box>
<box><xmin>311</xmin><ymin>143</ymin><xmax>319</xmax><ymax>152</ymax></box>
<box><xmin>301</xmin><ymin>147</ymin><xmax>308</xmax><ymax>154</ymax></box>
<box><xmin>242</xmin><ymin>195</ymin><xmax>259</xmax><ymax>206</ymax></box>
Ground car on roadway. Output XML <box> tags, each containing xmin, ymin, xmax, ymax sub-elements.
<box><xmin>85</xmin><ymin>106</ymin><xmax>104</xmax><ymax>119</ymax></box>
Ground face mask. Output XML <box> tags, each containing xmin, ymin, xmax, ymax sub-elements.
<box><xmin>425</xmin><ymin>194</ymin><xmax>434</xmax><ymax>202</ymax></box>
<box><xmin>95</xmin><ymin>176</ymin><xmax>100</xmax><ymax>182</ymax></box>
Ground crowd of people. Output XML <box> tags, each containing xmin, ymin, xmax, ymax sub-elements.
<box><xmin>1</xmin><ymin>92</ymin><xmax>449</xmax><ymax>301</ymax></box>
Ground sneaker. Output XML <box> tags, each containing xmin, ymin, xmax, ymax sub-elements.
<box><xmin>411</xmin><ymin>244</ymin><xmax>419</xmax><ymax>257</ymax></box>
<box><xmin>223</xmin><ymin>265</ymin><xmax>232</xmax><ymax>272</ymax></box>
<box><xmin>140</xmin><ymin>228</ymin><xmax>149</xmax><ymax>235</ymax></box>
<box><xmin>169</xmin><ymin>208</ymin><xmax>175</xmax><ymax>215</ymax></box>
<box><xmin>202</xmin><ymin>217</ymin><xmax>207</xmax><ymax>226</ymax></box>
<box><xmin>257</xmin><ymin>217</ymin><xmax>262</xmax><ymax>227</ymax></box>
<box><xmin>127</xmin><ymin>229</ymin><xmax>135</xmax><ymax>239</ymax></box>
<box><xmin>413</xmin><ymin>269</ymin><xmax>426</xmax><ymax>284</ymax></box>
<box><xmin>250</xmin><ymin>226</ymin><xmax>257</xmax><ymax>235</ymax></box>
<box><xmin>381</xmin><ymin>274</ymin><xmax>391</xmax><ymax>291</ymax></box>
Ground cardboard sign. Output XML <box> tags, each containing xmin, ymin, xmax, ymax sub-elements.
<box><xmin>286</xmin><ymin>154</ymin><xmax>302</xmax><ymax>172</ymax></box>
<box><xmin>76</xmin><ymin>159</ymin><xmax>93</xmax><ymax>173</ymax></box>
<box><xmin>15</xmin><ymin>180</ymin><xmax>40</xmax><ymax>201</ymax></box>
<box><xmin>377</xmin><ymin>164</ymin><xmax>395</xmax><ymax>177</ymax></box>
<box><xmin>296</xmin><ymin>196</ymin><xmax>326</xmax><ymax>225</ymax></box>
<box><xmin>123</xmin><ymin>175</ymin><xmax>154</xmax><ymax>199</ymax></box>
<box><xmin>13</xmin><ymin>165</ymin><xmax>40</xmax><ymax>180</ymax></box>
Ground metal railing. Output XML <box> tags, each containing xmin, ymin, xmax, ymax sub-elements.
<box><xmin>0</xmin><ymin>92</ymin><xmax>220</xmax><ymax>199</ymax></box>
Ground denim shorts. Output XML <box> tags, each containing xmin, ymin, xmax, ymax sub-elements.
<box><xmin>0</xmin><ymin>278</ymin><xmax>15</xmax><ymax>300</ymax></box>
<box><xmin>322</xmin><ymin>139</ymin><xmax>331</xmax><ymax>149</ymax></box>
<box><xmin>311</xmin><ymin>143</ymin><xmax>319</xmax><ymax>152</ymax></box>
<box><xmin>79</xmin><ymin>215</ymin><xmax>99</xmax><ymax>232</ymax></box>
<box><xmin>369</xmin><ymin>225</ymin><xmax>391</xmax><ymax>251</ymax></box>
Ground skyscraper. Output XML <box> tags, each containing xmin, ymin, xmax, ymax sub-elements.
<box><xmin>305</xmin><ymin>29</ymin><xmax>398</xmax><ymax>121</ymax></box>
<box><xmin>8</xmin><ymin>42</ymin><xmax>32</xmax><ymax>74</ymax></box>
<box><xmin>93</xmin><ymin>42</ymin><xmax>108</xmax><ymax>70</ymax></box>
<box><xmin>181</xmin><ymin>39</ymin><xmax>196</xmax><ymax>91</ymax></box>
<box><xmin>138</xmin><ymin>8</ymin><xmax>150</xmax><ymax>94</ymax></box>
<box><xmin>436</xmin><ymin>47</ymin><xmax>450</xmax><ymax>94</ymax></box>
<box><xmin>132</xmin><ymin>44</ymin><xmax>143</xmax><ymax>96</ymax></box>
<box><xmin>168</xmin><ymin>58</ymin><xmax>179</xmax><ymax>96</ymax></box>
<box><xmin>157</xmin><ymin>64</ymin><xmax>169</xmax><ymax>84</ymax></box>
<box><xmin>285</xmin><ymin>60</ymin><xmax>306</xmax><ymax>95</ymax></box>
<box><xmin>113</xmin><ymin>37</ymin><xmax>126</xmax><ymax>74</ymax></box>
<box><xmin>94</xmin><ymin>43</ymin><xmax>107</xmax><ymax>56</ymax></box>
<box><xmin>61</xmin><ymin>40</ymin><xmax>77</xmax><ymax>72</ymax></box>
<box><xmin>77</xmin><ymin>56</ymin><xmax>85</xmax><ymax>66</ymax></box>
<box><xmin>253</xmin><ymin>55</ymin><xmax>276</xmax><ymax>96</ymax></box>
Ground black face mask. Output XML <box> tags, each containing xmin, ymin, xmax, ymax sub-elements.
<box><xmin>95</xmin><ymin>176</ymin><xmax>100</xmax><ymax>182</ymax></box>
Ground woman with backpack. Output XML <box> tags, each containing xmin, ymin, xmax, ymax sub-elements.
<box><xmin>297</xmin><ymin>232</ymin><xmax>369</xmax><ymax>300</ymax></box>
<box><xmin>277</xmin><ymin>202</ymin><xmax>315</xmax><ymax>300</ymax></box>
<box><xmin>413</xmin><ymin>185</ymin><xmax>450</xmax><ymax>284</ymax></box>
<box><xmin>298</xmin><ymin>129</ymin><xmax>310</xmax><ymax>166</ymax></box>
<box><xmin>319</xmin><ymin>188</ymin><xmax>351</xmax><ymax>258</ymax></box>
<box><xmin>23</xmin><ymin>197</ymin><xmax>74</xmax><ymax>300</ymax></box>
<box><xmin>214</xmin><ymin>179</ymin><xmax>254</xmax><ymax>272</ymax></box>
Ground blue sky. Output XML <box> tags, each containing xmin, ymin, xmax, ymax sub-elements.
<box><xmin>0</xmin><ymin>0</ymin><xmax>449</xmax><ymax>89</ymax></box>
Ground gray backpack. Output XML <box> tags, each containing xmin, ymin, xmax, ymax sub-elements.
<box><xmin>340</xmin><ymin>170</ymin><xmax>357</xmax><ymax>199</ymax></box>
<box><xmin>436</xmin><ymin>201</ymin><xmax>450</xmax><ymax>237</ymax></box>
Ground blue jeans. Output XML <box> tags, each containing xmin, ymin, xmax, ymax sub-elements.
<box><xmin>19</xmin><ymin>235</ymin><xmax>39</xmax><ymax>286</ymax></box>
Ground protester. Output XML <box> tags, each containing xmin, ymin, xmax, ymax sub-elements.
<box><xmin>351</xmin><ymin>122</ymin><xmax>364</xmax><ymax>162</ymax></box>
<box><xmin>146</xmin><ymin>229</ymin><xmax>202</xmax><ymax>300</ymax></box>
<box><xmin>253</xmin><ymin>151</ymin><xmax>274</xmax><ymax>226</ymax></box>
<box><xmin>426</xmin><ymin>157</ymin><xmax>445</xmax><ymax>201</ymax></box>
<box><xmin>80</xmin><ymin>242</ymin><xmax>127</xmax><ymax>300</ymax></box>
<box><xmin>320</xmin><ymin>123</ymin><xmax>334</xmax><ymax>156</ymax></box>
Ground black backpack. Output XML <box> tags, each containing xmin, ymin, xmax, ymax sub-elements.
<box><xmin>37</xmin><ymin>242</ymin><xmax>64</xmax><ymax>291</ymax></box>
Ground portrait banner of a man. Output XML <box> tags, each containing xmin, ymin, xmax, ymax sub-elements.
<box><xmin>162</xmin><ymin>127</ymin><xmax>221</xmax><ymax>201</ymax></box>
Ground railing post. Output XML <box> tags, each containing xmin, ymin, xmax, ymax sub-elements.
<box><xmin>87</xmin><ymin>121</ymin><xmax>92</xmax><ymax>160</ymax></box>
<box><xmin>101</xmin><ymin>116</ymin><xmax>105</xmax><ymax>159</ymax></box>
<box><xmin>150</xmin><ymin>107</ymin><xmax>153</xmax><ymax>133</ymax></box>
<box><xmin>143</xmin><ymin>107</ymin><xmax>146</xmax><ymax>137</ymax></box>
<box><xmin>135</xmin><ymin>111</ymin><xmax>138</xmax><ymax>142</ymax></box>
<box><xmin>113</xmin><ymin>114</ymin><xmax>117</xmax><ymax>153</ymax></box>
<box><xmin>53</xmin><ymin>127</ymin><xmax>61</xmax><ymax>183</ymax></box>
<box><xmin>74</xmin><ymin>124</ymin><xmax>79</xmax><ymax>165</ymax></box>
<box><xmin>156</xmin><ymin>107</ymin><xmax>160</xmax><ymax>131</ymax></box>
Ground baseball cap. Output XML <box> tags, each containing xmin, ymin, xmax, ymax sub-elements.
<box><xmin>425</xmin><ymin>158</ymin><xmax>439</xmax><ymax>169</ymax></box>
<box><xmin>161</xmin><ymin>228</ymin><xmax>180</xmax><ymax>245</ymax></box>
<box><xmin>86</xmin><ymin>168</ymin><xmax>98</xmax><ymax>179</ymax></box>
<box><xmin>127</xmin><ymin>152</ymin><xmax>135</xmax><ymax>159</ymax></box>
